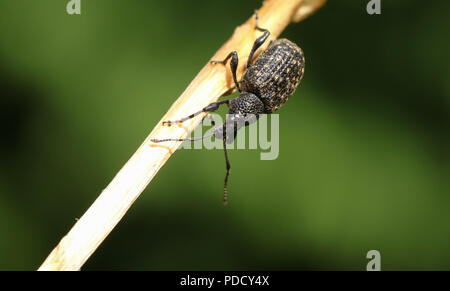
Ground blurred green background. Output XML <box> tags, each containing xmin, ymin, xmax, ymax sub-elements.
<box><xmin>0</xmin><ymin>0</ymin><xmax>449</xmax><ymax>270</ymax></box>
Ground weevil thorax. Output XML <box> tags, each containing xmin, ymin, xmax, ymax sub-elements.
<box><xmin>229</xmin><ymin>92</ymin><xmax>265</xmax><ymax>117</ymax></box>
<box><xmin>240</xmin><ymin>38</ymin><xmax>305</xmax><ymax>113</ymax></box>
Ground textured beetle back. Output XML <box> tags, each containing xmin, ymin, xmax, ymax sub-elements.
<box><xmin>240</xmin><ymin>39</ymin><xmax>304</xmax><ymax>113</ymax></box>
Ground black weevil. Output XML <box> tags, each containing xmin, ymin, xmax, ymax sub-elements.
<box><xmin>151</xmin><ymin>13</ymin><xmax>305</xmax><ymax>205</ymax></box>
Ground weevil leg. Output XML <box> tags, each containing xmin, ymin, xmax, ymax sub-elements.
<box><xmin>211</xmin><ymin>51</ymin><xmax>241</xmax><ymax>92</ymax></box>
<box><xmin>222</xmin><ymin>124</ymin><xmax>231</xmax><ymax>206</ymax></box>
<box><xmin>150</xmin><ymin>131</ymin><xmax>217</xmax><ymax>143</ymax></box>
<box><xmin>151</xmin><ymin>115</ymin><xmax>222</xmax><ymax>142</ymax></box>
<box><xmin>246</xmin><ymin>11</ymin><xmax>270</xmax><ymax>68</ymax></box>
<box><xmin>161</xmin><ymin>99</ymin><xmax>230</xmax><ymax>126</ymax></box>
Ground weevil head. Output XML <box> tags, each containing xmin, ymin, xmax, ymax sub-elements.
<box><xmin>214</xmin><ymin>92</ymin><xmax>265</xmax><ymax>144</ymax></box>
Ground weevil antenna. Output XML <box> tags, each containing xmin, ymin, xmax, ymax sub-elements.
<box><xmin>222</xmin><ymin>124</ymin><xmax>231</xmax><ymax>206</ymax></box>
<box><xmin>151</xmin><ymin>130</ymin><xmax>217</xmax><ymax>143</ymax></box>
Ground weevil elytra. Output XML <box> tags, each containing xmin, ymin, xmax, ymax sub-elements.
<box><xmin>151</xmin><ymin>12</ymin><xmax>305</xmax><ymax>205</ymax></box>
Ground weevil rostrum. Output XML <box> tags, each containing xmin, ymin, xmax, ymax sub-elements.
<box><xmin>151</xmin><ymin>13</ymin><xmax>305</xmax><ymax>205</ymax></box>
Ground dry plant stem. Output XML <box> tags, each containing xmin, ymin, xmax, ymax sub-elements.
<box><xmin>38</xmin><ymin>0</ymin><xmax>326</xmax><ymax>271</ymax></box>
